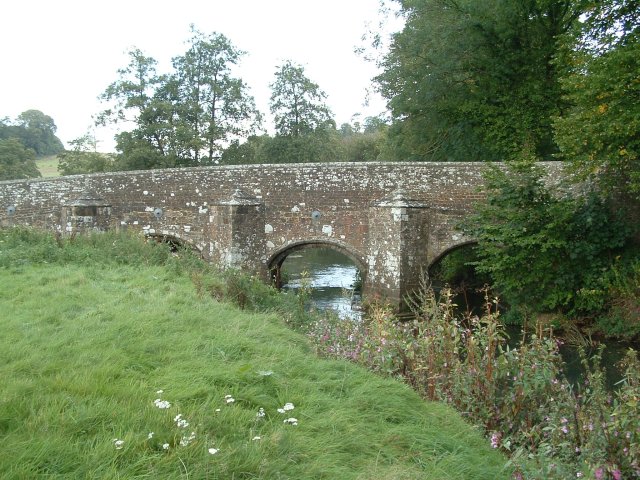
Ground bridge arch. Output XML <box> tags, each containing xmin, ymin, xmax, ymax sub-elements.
<box><xmin>427</xmin><ymin>240</ymin><xmax>478</xmax><ymax>272</ymax></box>
<box><xmin>267</xmin><ymin>239</ymin><xmax>367</xmax><ymax>288</ymax></box>
<box><xmin>145</xmin><ymin>233</ymin><xmax>203</xmax><ymax>256</ymax></box>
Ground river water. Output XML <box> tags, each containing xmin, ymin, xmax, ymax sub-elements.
<box><xmin>280</xmin><ymin>247</ymin><xmax>361</xmax><ymax>320</ymax></box>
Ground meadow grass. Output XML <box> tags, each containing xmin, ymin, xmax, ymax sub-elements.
<box><xmin>35</xmin><ymin>155</ymin><xmax>60</xmax><ymax>178</ymax></box>
<box><xmin>0</xmin><ymin>230</ymin><xmax>510</xmax><ymax>479</ymax></box>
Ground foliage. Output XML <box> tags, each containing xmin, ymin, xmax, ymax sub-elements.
<box><xmin>57</xmin><ymin>133</ymin><xmax>115</xmax><ymax>175</ymax></box>
<box><xmin>0</xmin><ymin>137</ymin><xmax>40</xmax><ymax>180</ymax></box>
<box><xmin>220</xmin><ymin>117</ymin><xmax>389</xmax><ymax>165</ymax></box>
<box><xmin>554</xmin><ymin>0</ymin><xmax>640</xmax><ymax>201</ymax></box>
<box><xmin>97</xmin><ymin>27</ymin><xmax>261</xmax><ymax>169</ymax></box>
<box><xmin>0</xmin><ymin>229</ymin><xmax>509</xmax><ymax>479</ymax></box>
<box><xmin>375</xmin><ymin>0</ymin><xmax>582</xmax><ymax>162</ymax></box>
<box><xmin>269</xmin><ymin>60</ymin><xmax>332</xmax><ymax>137</ymax></box>
<box><xmin>0</xmin><ymin>110</ymin><xmax>64</xmax><ymax>156</ymax></box>
<box><xmin>308</xmin><ymin>283</ymin><xmax>640</xmax><ymax>479</ymax></box>
<box><xmin>460</xmin><ymin>160</ymin><xmax>630</xmax><ymax>317</ymax></box>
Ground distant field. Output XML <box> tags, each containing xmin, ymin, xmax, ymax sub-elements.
<box><xmin>36</xmin><ymin>155</ymin><xmax>60</xmax><ymax>177</ymax></box>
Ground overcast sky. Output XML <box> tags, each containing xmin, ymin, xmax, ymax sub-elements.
<box><xmin>1</xmin><ymin>0</ymin><xmax>401</xmax><ymax>152</ymax></box>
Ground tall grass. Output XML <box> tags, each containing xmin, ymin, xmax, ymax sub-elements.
<box><xmin>0</xmin><ymin>229</ymin><xmax>509</xmax><ymax>479</ymax></box>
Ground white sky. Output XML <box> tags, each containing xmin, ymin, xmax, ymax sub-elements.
<box><xmin>1</xmin><ymin>0</ymin><xmax>401</xmax><ymax>152</ymax></box>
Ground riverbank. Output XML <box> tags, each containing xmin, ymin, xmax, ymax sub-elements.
<box><xmin>0</xmin><ymin>229</ymin><xmax>509</xmax><ymax>479</ymax></box>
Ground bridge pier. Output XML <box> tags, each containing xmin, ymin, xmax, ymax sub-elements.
<box><xmin>365</xmin><ymin>190</ymin><xmax>430</xmax><ymax>310</ymax></box>
<box><xmin>207</xmin><ymin>189</ymin><xmax>267</xmax><ymax>278</ymax></box>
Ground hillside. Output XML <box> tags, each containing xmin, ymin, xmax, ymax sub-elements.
<box><xmin>0</xmin><ymin>230</ymin><xmax>509</xmax><ymax>479</ymax></box>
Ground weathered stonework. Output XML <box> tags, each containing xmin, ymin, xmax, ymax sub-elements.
<box><xmin>0</xmin><ymin>161</ymin><xmax>566</xmax><ymax>307</ymax></box>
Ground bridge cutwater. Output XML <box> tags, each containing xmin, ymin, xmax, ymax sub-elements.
<box><xmin>0</xmin><ymin>162</ymin><xmax>564</xmax><ymax>307</ymax></box>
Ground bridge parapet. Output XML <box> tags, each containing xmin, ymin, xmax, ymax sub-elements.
<box><xmin>0</xmin><ymin>162</ymin><xmax>566</xmax><ymax>307</ymax></box>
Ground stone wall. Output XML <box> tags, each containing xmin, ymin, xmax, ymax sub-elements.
<box><xmin>0</xmin><ymin>162</ymin><xmax>566</xmax><ymax>305</ymax></box>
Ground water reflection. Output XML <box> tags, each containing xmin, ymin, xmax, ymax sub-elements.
<box><xmin>281</xmin><ymin>247</ymin><xmax>361</xmax><ymax>320</ymax></box>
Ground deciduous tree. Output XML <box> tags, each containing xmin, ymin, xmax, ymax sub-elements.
<box><xmin>0</xmin><ymin>138</ymin><xmax>40</xmax><ymax>180</ymax></box>
<box><xmin>554</xmin><ymin>0</ymin><xmax>640</xmax><ymax>200</ymax></box>
<box><xmin>270</xmin><ymin>61</ymin><xmax>332</xmax><ymax>137</ymax></box>
<box><xmin>376</xmin><ymin>0</ymin><xmax>582</xmax><ymax>161</ymax></box>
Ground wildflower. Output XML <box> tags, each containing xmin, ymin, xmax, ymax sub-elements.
<box><xmin>174</xmin><ymin>414</ymin><xmax>189</xmax><ymax>428</ymax></box>
<box><xmin>162</xmin><ymin>443</ymin><xmax>170</xmax><ymax>450</ymax></box>
<box><xmin>594</xmin><ymin>467</ymin><xmax>604</xmax><ymax>480</ymax></box>
<box><xmin>156</xmin><ymin>390</ymin><xmax>164</xmax><ymax>394</ymax></box>
<box><xmin>148</xmin><ymin>432</ymin><xmax>154</xmax><ymax>440</ymax></box>
<box><xmin>576</xmin><ymin>472</ymin><xmax>583</xmax><ymax>478</ymax></box>
<box><xmin>561</xmin><ymin>426</ymin><xmax>569</xmax><ymax>434</ymax></box>
<box><xmin>283</xmin><ymin>418</ymin><xmax>298</xmax><ymax>425</ymax></box>
<box><xmin>256</xmin><ymin>407</ymin><xmax>265</xmax><ymax>418</ymax></box>
<box><xmin>225</xmin><ymin>395</ymin><xmax>235</xmax><ymax>404</ymax></box>
<box><xmin>179</xmin><ymin>431</ymin><xmax>196</xmax><ymax>446</ymax></box>
<box><xmin>215</xmin><ymin>408</ymin><xmax>221</xmax><ymax>412</ymax></box>
<box><xmin>208</xmin><ymin>447</ymin><xmax>219</xmax><ymax>455</ymax></box>
<box><xmin>113</xmin><ymin>439</ymin><xmax>124</xmax><ymax>450</ymax></box>
<box><xmin>258</xmin><ymin>370</ymin><xmax>273</xmax><ymax>376</ymax></box>
<box><xmin>490</xmin><ymin>432</ymin><xmax>501</xmax><ymax>449</ymax></box>
<box><xmin>277</xmin><ymin>402</ymin><xmax>294</xmax><ymax>412</ymax></box>
<box><xmin>252</xmin><ymin>436</ymin><xmax>261</xmax><ymax>441</ymax></box>
<box><xmin>612</xmin><ymin>470</ymin><xmax>622</xmax><ymax>480</ymax></box>
<box><xmin>154</xmin><ymin>398</ymin><xmax>171</xmax><ymax>409</ymax></box>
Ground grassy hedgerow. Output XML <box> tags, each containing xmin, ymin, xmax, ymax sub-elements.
<box><xmin>0</xmin><ymin>229</ymin><xmax>509</xmax><ymax>479</ymax></box>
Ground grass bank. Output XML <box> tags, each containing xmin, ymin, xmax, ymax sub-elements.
<box><xmin>0</xmin><ymin>229</ymin><xmax>509</xmax><ymax>479</ymax></box>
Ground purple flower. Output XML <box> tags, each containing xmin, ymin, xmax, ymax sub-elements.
<box><xmin>594</xmin><ymin>468</ymin><xmax>604</xmax><ymax>480</ymax></box>
<box><xmin>612</xmin><ymin>469</ymin><xmax>622</xmax><ymax>480</ymax></box>
<box><xmin>490</xmin><ymin>432</ymin><xmax>501</xmax><ymax>449</ymax></box>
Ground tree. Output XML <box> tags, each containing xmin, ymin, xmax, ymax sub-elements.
<box><xmin>0</xmin><ymin>111</ymin><xmax>64</xmax><ymax>156</ymax></box>
<box><xmin>460</xmin><ymin>161</ymin><xmax>629</xmax><ymax>317</ymax></box>
<box><xmin>269</xmin><ymin>61</ymin><xmax>333</xmax><ymax>137</ymax></box>
<box><xmin>0</xmin><ymin>138</ymin><xmax>40</xmax><ymax>180</ymax></box>
<box><xmin>57</xmin><ymin>133</ymin><xmax>114</xmax><ymax>175</ymax></box>
<box><xmin>15</xmin><ymin>110</ymin><xmax>64</xmax><ymax>155</ymax></box>
<box><xmin>554</xmin><ymin>0</ymin><xmax>640</xmax><ymax>201</ymax></box>
<box><xmin>171</xmin><ymin>27</ymin><xmax>261</xmax><ymax>164</ymax></box>
<box><xmin>97</xmin><ymin>28</ymin><xmax>261</xmax><ymax>169</ymax></box>
<box><xmin>375</xmin><ymin>0</ymin><xmax>583</xmax><ymax>161</ymax></box>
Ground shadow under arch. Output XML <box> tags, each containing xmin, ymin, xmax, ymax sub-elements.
<box><xmin>145</xmin><ymin>233</ymin><xmax>203</xmax><ymax>256</ymax></box>
<box><xmin>267</xmin><ymin>239</ymin><xmax>367</xmax><ymax>288</ymax></box>
<box><xmin>427</xmin><ymin>240</ymin><xmax>478</xmax><ymax>273</ymax></box>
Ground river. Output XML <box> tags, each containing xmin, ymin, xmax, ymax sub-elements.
<box><xmin>280</xmin><ymin>247</ymin><xmax>362</xmax><ymax>320</ymax></box>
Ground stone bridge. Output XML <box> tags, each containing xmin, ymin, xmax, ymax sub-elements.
<box><xmin>0</xmin><ymin>162</ymin><xmax>563</xmax><ymax>306</ymax></box>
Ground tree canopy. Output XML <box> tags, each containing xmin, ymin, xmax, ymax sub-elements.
<box><xmin>97</xmin><ymin>27</ymin><xmax>261</xmax><ymax>169</ymax></box>
<box><xmin>269</xmin><ymin>61</ymin><xmax>333</xmax><ymax>137</ymax></box>
<box><xmin>554</xmin><ymin>0</ymin><xmax>640</xmax><ymax>200</ymax></box>
<box><xmin>0</xmin><ymin>138</ymin><xmax>40</xmax><ymax>181</ymax></box>
<box><xmin>375</xmin><ymin>0</ymin><xmax>582</xmax><ymax>162</ymax></box>
<box><xmin>0</xmin><ymin>110</ymin><xmax>64</xmax><ymax>157</ymax></box>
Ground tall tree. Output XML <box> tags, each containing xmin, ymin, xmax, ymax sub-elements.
<box><xmin>171</xmin><ymin>26</ymin><xmax>261</xmax><ymax>164</ymax></box>
<box><xmin>269</xmin><ymin>61</ymin><xmax>333</xmax><ymax>137</ymax></box>
<box><xmin>97</xmin><ymin>49</ymin><xmax>177</xmax><ymax>168</ymax></box>
<box><xmin>98</xmin><ymin>29</ymin><xmax>261</xmax><ymax>168</ymax></box>
<box><xmin>554</xmin><ymin>0</ymin><xmax>640</xmax><ymax>200</ymax></box>
<box><xmin>376</xmin><ymin>0</ymin><xmax>582</xmax><ymax>161</ymax></box>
